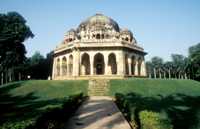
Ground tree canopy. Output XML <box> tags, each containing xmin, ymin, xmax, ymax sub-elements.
<box><xmin>0</xmin><ymin>12</ymin><xmax>34</xmax><ymax>84</ymax></box>
<box><xmin>188</xmin><ymin>43</ymin><xmax>200</xmax><ymax>80</ymax></box>
<box><xmin>0</xmin><ymin>12</ymin><xmax>34</xmax><ymax>68</ymax></box>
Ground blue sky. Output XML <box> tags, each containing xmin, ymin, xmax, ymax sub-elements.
<box><xmin>1</xmin><ymin>0</ymin><xmax>200</xmax><ymax>61</ymax></box>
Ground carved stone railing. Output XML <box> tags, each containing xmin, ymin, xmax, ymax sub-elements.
<box><xmin>54</xmin><ymin>39</ymin><xmax>144</xmax><ymax>54</ymax></box>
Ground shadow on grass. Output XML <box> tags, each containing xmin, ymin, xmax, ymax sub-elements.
<box><xmin>116</xmin><ymin>92</ymin><xmax>200</xmax><ymax>129</ymax></box>
<box><xmin>0</xmin><ymin>82</ymin><xmax>66</xmax><ymax>126</ymax></box>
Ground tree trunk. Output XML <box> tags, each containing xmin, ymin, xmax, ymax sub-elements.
<box><xmin>1</xmin><ymin>72</ymin><xmax>3</xmax><ymax>85</ymax></box>
<box><xmin>164</xmin><ymin>72</ymin><xmax>166</xmax><ymax>79</ymax></box>
<box><xmin>181</xmin><ymin>74</ymin><xmax>184</xmax><ymax>79</ymax></box>
<box><xmin>4</xmin><ymin>69</ymin><xmax>8</xmax><ymax>84</ymax></box>
<box><xmin>148</xmin><ymin>72</ymin><xmax>151</xmax><ymax>78</ymax></box>
<box><xmin>184</xmin><ymin>73</ymin><xmax>187</xmax><ymax>79</ymax></box>
<box><xmin>159</xmin><ymin>69</ymin><xmax>161</xmax><ymax>79</ymax></box>
<box><xmin>12</xmin><ymin>68</ymin><xmax>15</xmax><ymax>81</ymax></box>
<box><xmin>168</xmin><ymin>69</ymin><xmax>171</xmax><ymax>79</ymax></box>
<box><xmin>18</xmin><ymin>72</ymin><xmax>21</xmax><ymax>81</ymax></box>
<box><xmin>153</xmin><ymin>68</ymin><xmax>156</xmax><ymax>78</ymax></box>
<box><xmin>179</xmin><ymin>72</ymin><xmax>181</xmax><ymax>79</ymax></box>
<box><xmin>8</xmin><ymin>69</ymin><xmax>12</xmax><ymax>82</ymax></box>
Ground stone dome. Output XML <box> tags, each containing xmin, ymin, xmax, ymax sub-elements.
<box><xmin>120</xmin><ymin>28</ymin><xmax>133</xmax><ymax>35</ymax></box>
<box><xmin>77</xmin><ymin>13</ymin><xmax>120</xmax><ymax>32</ymax></box>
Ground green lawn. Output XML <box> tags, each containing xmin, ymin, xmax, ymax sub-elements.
<box><xmin>1</xmin><ymin>78</ymin><xmax>200</xmax><ymax>129</ymax></box>
<box><xmin>109</xmin><ymin>78</ymin><xmax>200</xmax><ymax>97</ymax></box>
<box><xmin>0</xmin><ymin>80</ymin><xmax>88</xmax><ymax>128</ymax></box>
<box><xmin>109</xmin><ymin>78</ymin><xmax>200</xmax><ymax>129</ymax></box>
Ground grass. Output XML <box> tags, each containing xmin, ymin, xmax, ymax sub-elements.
<box><xmin>1</xmin><ymin>78</ymin><xmax>200</xmax><ymax>129</ymax></box>
<box><xmin>109</xmin><ymin>78</ymin><xmax>200</xmax><ymax>97</ymax></box>
<box><xmin>110</xmin><ymin>78</ymin><xmax>200</xmax><ymax>129</ymax></box>
<box><xmin>0</xmin><ymin>80</ymin><xmax>88</xmax><ymax>128</ymax></box>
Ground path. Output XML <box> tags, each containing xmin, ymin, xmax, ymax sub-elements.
<box><xmin>65</xmin><ymin>96</ymin><xmax>132</xmax><ymax>129</ymax></box>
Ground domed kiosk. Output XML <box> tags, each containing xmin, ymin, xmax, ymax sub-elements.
<box><xmin>52</xmin><ymin>14</ymin><xmax>147</xmax><ymax>79</ymax></box>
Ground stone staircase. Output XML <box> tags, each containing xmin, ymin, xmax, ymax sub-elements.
<box><xmin>88</xmin><ymin>79</ymin><xmax>110</xmax><ymax>96</ymax></box>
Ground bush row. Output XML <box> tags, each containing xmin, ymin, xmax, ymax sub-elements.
<box><xmin>1</xmin><ymin>93</ymin><xmax>85</xmax><ymax>129</ymax></box>
<box><xmin>115</xmin><ymin>93</ymin><xmax>172</xmax><ymax>129</ymax></box>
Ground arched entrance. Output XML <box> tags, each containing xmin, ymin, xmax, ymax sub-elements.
<box><xmin>94</xmin><ymin>53</ymin><xmax>105</xmax><ymax>75</ymax></box>
<box><xmin>68</xmin><ymin>55</ymin><xmax>73</xmax><ymax>75</ymax></box>
<box><xmin>81</xmin><ymin>53</ymin><xmax>90</xmax><ymax>75</ymax></box>
<box><xmin>56</xmin><ymin>58</ymin><xmax>60</xmax><ymax>76</ymax></box>
<box><xmin>62</xmin><ymin>57</ymin><xmax>67</xmax><ymax>76</ymax></box>
<box><xmin>108</xmin><ymin>53</ymin><xmax>117</xmax><ymax>74</ymax></box>
<box><xmin>131</xmin><ymin>56</ymin><xmax>136</xmax><ymax>75</ymax></box>
<box><xmin>125</xmin><ymin>54</ymin><xmax>129</xmax><ymax>75</ymax></box>
<box><xmin>138</xmin><ymin>57</ymin><xmax>142</xmax><ymax>76</ymax></box>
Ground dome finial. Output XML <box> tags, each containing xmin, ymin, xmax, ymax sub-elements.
<box><xmin>95</xmin><ymin>13</ymin><xmax>103</xmax><ymax>16</ymax></box>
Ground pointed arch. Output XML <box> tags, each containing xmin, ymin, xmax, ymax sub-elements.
<box><xmin>56</xmin><ymin>58</ymin><xmax>60</xmax><ymax>76</ymax></box>
<box><xmin>94</xmin><ymin>53</ymin><xmax>105</xmax><ymax>75</ymax></box>
<box><xmin>125</xmin><ymin>54</ymin><xmax>129</xmax><ymax>75</ymax></box>
<box><xmin>68</xmin><ymin>55</ymin><xmax>73</xmax><ymax>76</ymax></box>
<box><xmin>62</xmin><ymin>57</ymin><xmax>67</xmax><ymax>76</ymax></box>
<box><xmin>108</xmin><ymin>53</ymin><xmax>117</xmax><ymax>74</ymax></box>
<box><xmin>131</xmin><ymin>56</ymin><xmax>136</xmax><ymax>75</ymax></box>
<box><xmin>138</xmin><ymin>57</ymin><xmax>142</xmax><ymax>76</ymax></box>
<box><xmin>81</xmin><ymin>53</ymin><xmax>90</xmax><ymax>75</ymax></box>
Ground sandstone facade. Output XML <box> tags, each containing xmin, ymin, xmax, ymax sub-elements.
<box><xmin>52</xmin><ymin>14</ymin><xmax>147</xmax><ymax>80</ymax></box>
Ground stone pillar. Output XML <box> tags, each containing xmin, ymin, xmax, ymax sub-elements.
<box><xmin>134</xmin><ymin>60</ymin><xmax>138</xmax><ymax>76</ymax></box>
<box><xmin>104</xmin><ymin>53</ymin><xmax>108</xmax><ymax>75</ymax></box>
<box><xmin>54</xmin><ymin>58</ymin><xmax>58</xmax><ymax>78</ymax></box>
<box><xmin>67</xmin><ymin>58</ymin><xmax>70</xmax><ymax>76</ymax></box>
<box><xmin>73</xmin><ymin>49</ymin><xmax>80</xmax><ymax>76</ymax></box>
<box><xmin>60</xmin><ymin>58</ymin><xmax>62</xmax><ymax>77</ymax></box>
<box><xmin>128</xmin><ymin>57</ymin><xmax>132</xmax><ymax>75</ymax></box>
<box><xmin>52</xmin><ymin>58</ymin><xmax>56</xmax><ymax>79</ymax></box>
<box><xmin>117</xmin><ymin>51</ymin><xmax>125</xmax><ymax>75</ymax></box>
<box><xmin>90</xmin><ymin>54</ymin><xmax>94</xmax><ymax>75</ymax></box>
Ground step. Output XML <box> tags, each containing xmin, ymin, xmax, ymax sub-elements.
<box><xmin>88</xmin><ymin>79</ymin><xmax>110</xmax><ymax>96</ymax></box>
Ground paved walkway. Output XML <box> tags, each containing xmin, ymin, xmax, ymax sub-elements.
<box><xmin>65</xmin><ymin>96</ymin><xmax>132</xmax><ymax>129</ymax></box>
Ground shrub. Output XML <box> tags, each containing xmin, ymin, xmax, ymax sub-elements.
<box><xmin>0</xmin><ymin>93</ymin><xmax>85</xmax><ymax>129</ymax></box>
<box><xmin>139</xmin><ymin>110</ymin><xmax>172</xmax><ymax>129</ymax></box>
<box><xmin>1</xmin><ymin>119</ymin><xmax>35</xmax><ymax>129</ymax></box>
<box><xmin>115</xmin><ymin>93</ymin><xmax>131</xmax><ymax>119</ymax></box>
<box><xmin>33</xmin><ymin>93</ymin><xmax>85</xmax><ymax>129</ymax></box>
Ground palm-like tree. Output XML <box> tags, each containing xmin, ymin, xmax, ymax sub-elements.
<box><xmin>146</xmin><ymin>61</ymin><xmax>153</xmax><ymax>78</ymax></box>
<box><xmin>163</xmin><ymin>61</ymin><xmax>173</xmax><ymax>79</ymax></box>
<box><xmin>151</xmin><ymin>57</ymin><xmax>163</xmax><ymax>79</ymax></box>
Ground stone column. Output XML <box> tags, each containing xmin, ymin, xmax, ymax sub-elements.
<box><xmin>134</xmin><ymin>60</ymin><xmax>138</xmax><ymax>76</ymax></box>
<box><xmin>90</xmin><ymin>54</ymin><xmax>94</xmax><ymax>75</ymax></box>
<box><xmin>128</xmin><ymin>57</ymin><xmax>132</xmax><ymax>75</ymax></box>
<box><xmin>60</xmin><ymin>58</ymin><xmax>62</xmax><ymax>77</ymax></box>
<box><xmin>67</xmin><ymin>57</ymin><xmax>70</xmax><ymax>76</ymax></box>
<box><xmin>52</xmin><ymin>58</ymin><xmax>56</xmax><ymax>79</ymax></box>
<box><xmin>104</xmin><ymin>53</ymin><xmax>108</xmax><ymax>75</ymax></box>
<box><xmin>117</xmin><ymin>51</ymin><xmax>125</xmax><ymax>75</ymax></box>
<box><xmin>73</xmin><ymin>49</ymin><xmax>80</xmax><ymax>76</ymax></box>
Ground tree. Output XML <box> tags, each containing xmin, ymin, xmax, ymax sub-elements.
<box><xmin>151</xmin><ymin>57</ymin><xmax>163</xmax><ymax>78</ymax></box>
<box><xmin>0</xmin><ymin>12</ymin><xmax>34</xmax><ymax>84</ymax></box>
<box><xmin>146</xmin><ymin>61</ymin><xmax>153</xmax><ymax>78</ymax></box>
<box><xmin>27</xmin><ymin>51</ymin><xmax>53</xmax><ymax>80</ymax></box>
<box><xmin>171</xmin><ymin>54</ymin><xmax>187</xmax><ymax>79</ymax></box>
<box><xmin>188</xmin><ymin>43</ymin><xmax>200</xmax><ymax>80</ymax></box>
<box><xmin>163</xmin><ymin>61</ymin><xmax>173</xmax><ymax>79</ymax></box>
<box><xmin>46</xmin><ymin>51</ymin><xmax>54</xmax><ymax>78</ymax></box>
